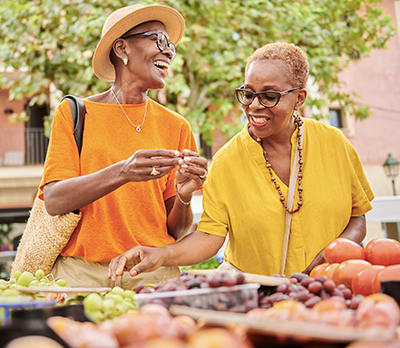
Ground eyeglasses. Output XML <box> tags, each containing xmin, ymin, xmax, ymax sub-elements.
<box><xmin>121</xmin><ymin>30</ymin><xmax>176</xmax><ymax>55</ymax></box>
<box><xmin>235</xmin><ymin>87</ymin><xmax>301</xmax><ymax>108</ymax></box>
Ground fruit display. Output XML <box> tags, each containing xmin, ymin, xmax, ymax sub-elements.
<box><xmin>248</xmin><ymin>293</ymin><xmax>400</xmax><ymax>334</ymax></box>
<box><xmin>311</xmin><ymin>237</ymin><xmax>400</xmax><ymax>297</ymax></box>
<box><xmin>134</xmin><ymin>272</ymin><xmax>258</xmax><ymax>313</ymax></box>
<box><xmin>82</xmin><ymin>287</ymin><xmax>138</xmax><ymax>322</ymax></box>
<box><xmin>47</xmin><ymin>304</ymin><xmax>252</xmax><ymax>348</ymax></box>
<box><xmin>258</xmin><ymin>273</ymin><xmax>360</xmax><ymax>310</ymax></box>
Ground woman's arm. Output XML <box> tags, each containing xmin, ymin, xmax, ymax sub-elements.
<box><xmin>108</xmin><ymin>230</ymin><xmax>225</xmax><ymax>282</ymax></box>
<box><xmin>302</xmin><ymin>215</ymin><xmax>366</xmax><ymax>274</ymax></box>
<box><xmin>165</xmin><ymin>149</ymin><xmax>208</xmax><ymax>239</ymax></box>
<box><xmin>43</xmin><ymin>149</ymin><xmax>181</xmax><ymax>216</ymax></box>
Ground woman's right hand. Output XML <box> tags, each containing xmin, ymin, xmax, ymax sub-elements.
<box><xmin>108</xmin><ymin>246</ymin><xmax>169</xmax><ymax>282</ymax></box>
<box><xmin>120</xmin><ymin>149</ymin><xmax>181</xmax><ymax>182</ymax></box>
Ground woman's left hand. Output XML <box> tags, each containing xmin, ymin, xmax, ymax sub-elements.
<box><xmin>302</xmin><ymin>249</ymin><xmax>325</xmax><ymax>275</ymax></box>
<box><xmin>175</xmin><ymin>149</ymin><xmax>208</xmax><ymax>201</ymax></box>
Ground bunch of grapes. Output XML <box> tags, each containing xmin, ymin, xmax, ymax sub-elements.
<box><xmin>83</xmin><ymin>287</ymin><xmax>138</xmax><ymax>323</ymax></box>
<box><xmin>134</xmin><ymin>271</ymin><xmax>246</xmax><ymax>294</ymax></box>
<box><xmin>258</xmin><ymin>273</ymin><xmax>365</xmax><ymax>310</ymax></box>
<box><xmin>134</xmin><ymin>272</ymin><xmax>255</xmax><ymax>313</ymax></box>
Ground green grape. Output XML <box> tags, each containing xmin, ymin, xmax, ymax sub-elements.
<box><xmin>104</xmin><ymin>293</ymin><xmax>123</xmax><ymax>304</ymax></box>
<box><xmin>102</xmin><ymin>299</ymin><xmax>114</xmax><ymax>312</ymax></box>
<box><xmin>111</xmin><ymin>286</ymin><xmax>124</xmax><ymax>296</ymax></box>
<box><xmin>16</xmin><ymin>271</ymin><xmax>34</xmax><ymax>287</ymax></box>
<box><xmin>35</xmin><ymin>269</ymin><xmax>45</xmax><ymax>280</ymax></box>
<box><xmin>29</xmin><ymin>280</ymin><xmax>40</xmax><ymax>287</ymax></box>
<box><xmin>55</xmin><ymin>279</ymin><xmax>67</xmax><ymax>287</ymax></box>
<box><xmin>13</xmin><ymin>271</ymin><xmax>21</xmax><ymax>281</ymax></box>
<box><xmin>84</xmin><ymin>293</ymin><xmax>103</xmax><ymax>312</ymax></box>
<box><xmin>123</xmin><ymin>289</ymin><xmax>135</xmax><ymax>299</ymax></box>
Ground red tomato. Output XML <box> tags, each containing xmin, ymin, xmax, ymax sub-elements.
<box><xmin>310</xmin><ymin>263</ymin><xmax>329</xmax><ymax>278</ymax></box>
<box><xmin>373</xmin><ymin>264</ymin><xmax>400</xmax><ymax>293</ymax></box>
<box><xmin>333</xmin><ymin>259</ymin><xmax>372</xmax><ymax>288</ymax></box>
<box><xmin>324</xmin><ymin>238</ymin><xmax>365</xmax><ymax>264</ymax></box>
<box><xmin>352</xmin><ymin>265</ymin><xmax>385</xmax><ymax>296</ymax></box>
<box><xmin>321</xmin><ymin>263</ymin><xmax>339</xmax><ymax>280</ymax></box>
<box><xmin>364</xmin><ymin>238</ymin><xmax>400</xmax><ymax>266</ymax></box>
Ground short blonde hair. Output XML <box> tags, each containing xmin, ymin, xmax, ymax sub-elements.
<box><xmin>246</xmin><ymin>42</ymin><xmax>309</xmax><ymax>88</ymax></box>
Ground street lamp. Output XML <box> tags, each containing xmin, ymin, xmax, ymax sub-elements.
<box><xmin>383</xmin><ymin>153</ymin><xmax>400</xmax><ymax>196</ymax></box>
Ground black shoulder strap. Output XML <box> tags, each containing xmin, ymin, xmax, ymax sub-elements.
<box><xmin>61</xmin><ymin>95</ymin><xmax>86</xmax><ymax>155</ymax></box>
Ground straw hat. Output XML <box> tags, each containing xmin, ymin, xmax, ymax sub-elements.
<box><xmin>92</xmin><ymin>4</ymin><xmax>185</xmax><ymax>82</ymax></box>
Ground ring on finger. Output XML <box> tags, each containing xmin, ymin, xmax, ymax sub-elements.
<box><xmin>199</xmin><ymin>169</ymin><xmax>208</xmax><ymax>179</ymax></box>
<box><xmin>150</xmin><ymin>167</ymin><xmax>160</xmax><ymax>176</ymax></box>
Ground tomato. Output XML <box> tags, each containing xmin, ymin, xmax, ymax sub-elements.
<box><xmin>321</xmin><ymin>263</ymin><xmax>339</xmax><ymax>280</ymax></box>
<box><xmin>373</xmin><ymin>264</ymin><xmax>400</xmax><ymax>293</ymax></box>
<box><xmin>311</xmin><ymin>297</ymin><xmax>347</xmax><ymax>313</ymax></box>
<box><xmin>364</xmin><ymin>238</ymin><xmax>400</xmax><ymax>266</ymax></box>
<box><xmin>310</xmin><ymin>263</ymin><xmax>329</xmax><ymax>278</ymax></box>
<box><xmin>332</xmin><ymin>259</ymin><xmax>372</xmax><ymax>288</ymax></box>
<box><xmin>352</xmin><ymin>265</ymin><xmax>385</xmax><ymax>296</ymax></box>
<box><xmin>324</xmin><ymin>238</ymin><xmax>365</xmax><ymax>264</ymax></box>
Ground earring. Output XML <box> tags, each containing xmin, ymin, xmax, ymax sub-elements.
<box><xmin>123</xmin><ymin>58</ymin><xmax>128</xmax><ymax>65</ymax></box>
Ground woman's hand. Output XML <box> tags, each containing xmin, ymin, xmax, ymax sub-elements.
<box><xmin>108</xmin><ymin>246</ymin><xmax>169</xmax><ymax>282</ymax></box>
<box><xmin>121</xmin><ymin>149</ymin><xmax>181</xmax><ymax>183</ymax></box>
<box><xmin>302</xmin><ymin>249</ymin><xmax>325</xmax><ymax>275</ymax></box>
<box><xmin>175</xmin><ymin>149</ymin><xmax>208</xmax><ymax>202</ymax></box>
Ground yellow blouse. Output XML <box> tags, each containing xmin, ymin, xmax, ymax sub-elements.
<box><xmin>198</xmin><ymin>118</ymin><xmax>374</xmax><ymax>276</ymax></box>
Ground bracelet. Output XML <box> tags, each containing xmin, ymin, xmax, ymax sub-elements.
<box><xmin>175</xmin><ymin>190</ymin><xmax>191</xmax><ymax>206</ymax></box>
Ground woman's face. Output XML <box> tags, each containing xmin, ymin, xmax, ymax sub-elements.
<box><xmin>242</xmin><ymin>59</ymin><xmax>305</xmax><ymax>140</ymax></box>
<box><xmin>122</xmin><ymin>21</ymin><xmax>174</xmax><ymax>89</ymax></box>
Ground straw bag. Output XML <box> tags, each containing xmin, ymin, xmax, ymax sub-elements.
<box><xmin>11</xmin><ymin>96</ymin><xmax>86</xmax><ymax>276</ymax></box>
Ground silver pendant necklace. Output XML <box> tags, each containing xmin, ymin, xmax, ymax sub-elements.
<box><xmin>110</xmin><ymin>88</ymin><xmax>148</xmax><ymax>132</ymax></box>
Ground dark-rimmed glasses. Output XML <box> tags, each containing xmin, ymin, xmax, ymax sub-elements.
<box><xmin>235</xmin><ymin>87</ymin><xmax>301</xmax><ymax>108</ymax></box>
<box><xmin>121</xmin><ymin>30</ymin><xmax>176</xmax><ymax>55</ymax></box>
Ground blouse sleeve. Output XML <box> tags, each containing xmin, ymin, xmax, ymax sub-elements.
<box><xmin>346</xmin><ymin>139</ymin><xmax>374</xmax><ymax>216</ymax></box>
<box><xmin>39</xmin><ymin>100</ymin><xmax>80</xmax><ymax>199</ymax></box>
<box><xmin>197</xmin><ymin>157</ymin><xmax>229</xmax><ymax>237</ymax></box>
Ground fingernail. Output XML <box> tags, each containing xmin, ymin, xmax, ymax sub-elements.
<box><xmin>184</xmin><ymin>156</ymin><xmax>190</xmax><ymax>162</ymax></box>
<box><xmin>178</xmin><ymin>159</ymin><xmax>183</xmax><ymax>164</ymax></box>
<box><xmin>174</xmin><ymin>150</ymin><xmax>180</xmax><ymax>157</ymax></box>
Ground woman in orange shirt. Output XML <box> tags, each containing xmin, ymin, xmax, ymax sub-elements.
<box><xmin>41</xmin><ymin>4</ymin><xmax>207</xmax><ymax>288</ymax></box>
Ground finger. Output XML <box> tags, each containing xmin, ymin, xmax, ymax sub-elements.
<box><xmin>140</xmin><ymin>158</ymin><xmax>180</xmax><ymax>167</ymax></box>
<box><xmin>182</xmin><ymin>149</ymin><xmax>200</xmax><ymax>157</ymax></box>
<box><xmin>116</xmin><ymin>255</ymin><xmax>128</xmax><ymax>277</ymax></box>
<box><xmin>182</xmin><ymin>156</ymin><xmax>208</xmax><ymax>168</ymax></box>
<box><xmin>129</xmin><ymin>257</ymin><xmax>152</xmax><ymax>276</ymax></box>
<box><xmin>137</xmin><ymin>149</ymin><xmax>181</xmax><ymax>158</ymax></box>
<box><xmin>179</xmin><ymin>163</ymin><xmax>208</xmax><ymax>177</ymax></box>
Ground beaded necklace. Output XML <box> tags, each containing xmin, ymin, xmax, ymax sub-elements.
<box><xmin>253</xmin><ymin>115</ymin><xmax>304</xmax><ymax>214</ymax></box>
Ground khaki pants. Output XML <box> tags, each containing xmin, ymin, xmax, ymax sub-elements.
<box><xmin>51</xmin><ymin>256</ymin><xmax>180</xmax><ymax>290</ymax></box>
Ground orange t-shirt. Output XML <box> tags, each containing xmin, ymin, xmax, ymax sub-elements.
<box><xmin>40</xmin><ymin>98</ymin><xmax>197</xmax><ymax>262</ymax></box>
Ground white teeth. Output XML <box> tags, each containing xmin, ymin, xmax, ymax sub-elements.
<box><xmin>251</xmin><ymin>116</ymin><xmax>269</xmax><ymax>124</ymax></box>
<box><xmin>154</xmin><ymin>60</ymin><xmax>169</xmax><ymax>70</ymax></box>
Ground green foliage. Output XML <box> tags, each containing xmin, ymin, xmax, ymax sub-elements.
<box><xmin>0</xmin><ymin>0</ymin><xmax>395</xmax><ymax>142</ymax></box>
<box><xmin>180</xmin><ymin>256</ymin><xmax>220</xmax><ymax>270</ymax></box>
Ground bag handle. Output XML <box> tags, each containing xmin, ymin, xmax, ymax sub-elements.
<box><xmin>280</xmin><ymin>121</ymin><xmax>305</xmax><ymax>275</ymax></box>
<box><xmin>61</xmin><ymin>95</ymin><xmax>86</xmax><ymax>154</ymax></box>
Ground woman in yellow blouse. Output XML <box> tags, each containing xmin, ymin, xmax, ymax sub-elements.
<box><xmin>108</xmin><ymin>42</ymin><xmax>374</xmax><ymax>280</ymax></box>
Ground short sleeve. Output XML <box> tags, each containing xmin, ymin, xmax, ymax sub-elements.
<box><xmin>163</xmin><ymin>122</ymin><xmax>198</xmax><ymax>201</ymax></box>
<box><xmin>39</xmin><ymin>100</ymin><xmax>80</xmax><ymax>199</ymax></box>
<box><xmin>197</xmin><ymin>157</ymin><xmax>229</xmax><ymax>237</ymax></box>
<box><xmin>346</xmin><ymin>141</ymin><xmax>374</xmax><ymax>216</ymax></box>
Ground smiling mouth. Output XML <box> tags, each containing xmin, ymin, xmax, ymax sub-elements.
<box><xmin>250</xmin><ymin>116</ymin><xmax>271</xmax><ymax>126</ymax></box>
<box><xmin>154</xmin><ymin>60</ymin><xmax>169</xmax><ymax>71</ymax></box>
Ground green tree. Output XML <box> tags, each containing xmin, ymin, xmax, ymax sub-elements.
<box><xmin>0</xmin><ymin>0</ymin><xmax>394</xmax><ymax>143</ymax></box>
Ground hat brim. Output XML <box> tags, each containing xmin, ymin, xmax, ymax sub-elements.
<box><xmin>92</xmin><ymin>5</ymin><xmax>185</xmax><ymax>82</ymax></box>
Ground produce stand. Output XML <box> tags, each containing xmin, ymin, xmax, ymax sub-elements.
<box><xmin>1</xmin><ymin>269</ymin><xmax>399</xmax><ymax>348</ymax></box>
